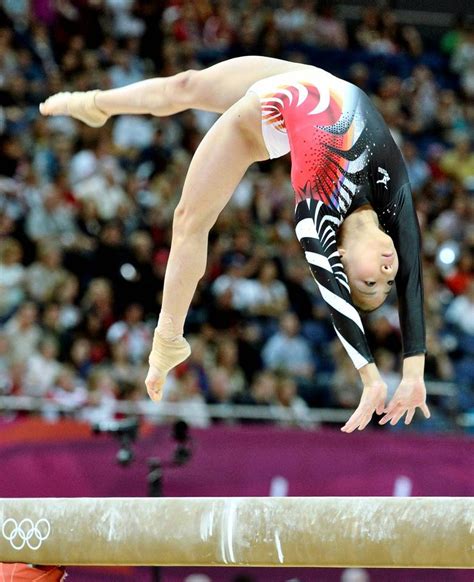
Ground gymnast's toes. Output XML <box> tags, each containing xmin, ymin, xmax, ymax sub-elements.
<box><xmin>145</xmin><ymin>367</ymin><xmax>166</xmax><ymax>402</ymax></box>
<box><xmin>39</xmin><ymin>92</ymin><xmax>71</xmax><ymax>116</ymax></box>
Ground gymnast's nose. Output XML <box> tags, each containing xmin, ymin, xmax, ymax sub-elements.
<box><xmin>381</xmin><ymin>263</ymin><xmax>393</xmax><ymax>274</ymax></box>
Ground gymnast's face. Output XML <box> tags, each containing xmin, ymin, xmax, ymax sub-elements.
<box><xmin>339</xmin><ymin>230</ymin><xmax>399</xmax><ymax>312</ymax></box>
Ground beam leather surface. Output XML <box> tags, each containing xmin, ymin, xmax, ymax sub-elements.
<box><xmin>0</xmin><ymin>497</ymin><xmax>472</xmax><ymax>567</ymax></box>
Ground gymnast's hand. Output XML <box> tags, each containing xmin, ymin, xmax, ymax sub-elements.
<box><xmin>379</xmin><ymin>377</ymin><xmax>430</xmax><ymax>426</ymax></box>
<box><xmin>341</xmin><ymin>364</ymin><xmax>387</xmax><ymax>433</ymax></box>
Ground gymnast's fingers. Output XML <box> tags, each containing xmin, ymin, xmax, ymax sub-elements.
<box><xmin>342</xmin><ymin>406</ymin><xmax>370</xmax><ymax>433</ymax></box>
<box><xmin>379</xmin><ymin>404</ymin><xmax>403</xmax><ymax>425</ymax></box>
<box><xmin>421</xmin><ymin>402</ymin><xmax>431</xmax><ymax>418</ymax></box>
<box><xmin>375</xmin><ymin>400</ymin><xmax>385</xmax><ymax>415</ymax></box>
<box><xmin>357</xmin><ymin>413</ymin><xmax>374</xmax><ymax>431</ymax></box>
<box><xmin>405</xmin><ymin>408</ymin><xmax>416</xmax><ymax>425</ymax></box>
<box><xmin>389</xmin><ymin>408</ymin><xmax>407</xmax><ymax>426</ymax></box>
<box><xmin>383</xmin><ymin>398</ymin><xmax>399</xmax><ymax>416</ymax></box>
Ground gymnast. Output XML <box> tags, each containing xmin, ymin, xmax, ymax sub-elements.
<box><xmin>40</xmin><ymin>56</ymin><xmax>431</xmax><ymax>432</ymax></box>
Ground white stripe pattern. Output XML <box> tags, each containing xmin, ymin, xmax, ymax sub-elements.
<box><xmin>335</xmin><ymin>328</ymin><xmax>369</xmax><ymax>369</ymax></box>
<box><xmin>304</xmin><ymin>251</ymin><xmax>332</xmax><ymax>271</ymax></box>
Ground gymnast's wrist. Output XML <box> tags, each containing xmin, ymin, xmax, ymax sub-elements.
<box><xmin>402</xmin><ymin>354</ymin><xmax>425</xmax><ymax>380</ymax></box>
<box><xmin>358</xmin><ymin>362</ymin><xmax>383</xmax><ymax>385</ymax></box>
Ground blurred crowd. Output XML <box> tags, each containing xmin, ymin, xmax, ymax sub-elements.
<box><xmin>0</xmin><ymin>0</ymin><xmax>473</xmax><ymax>431</ymax></box>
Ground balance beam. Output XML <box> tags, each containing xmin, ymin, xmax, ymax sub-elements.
<box><xmin>0</xmin><ymin>497</ymin><xmax>472</xmax><ymax>568</ymax></box>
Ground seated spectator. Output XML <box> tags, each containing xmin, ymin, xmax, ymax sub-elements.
<box><xmin>365</xmin><ymin>313</ymin><xmax>402</xmax><ymax>355</ymax></box>
<box><xmin>184</xmin><ymin>335</ymin><xmax>211</xmax><ymax>394</ymax></box>
<box><xmin>83</xmin><ymin>368</ymin><xmax>119</xmax><ymax>424</ymax></box>
<box><xmin>312</xmin><ymin>3</ymin><xmax>348</xmax><ymax>50</ymax></box>
<box><xmin>0</xmin><ymin>333</ymin><xmax>12</xmax><ymax>395</ymax></box>
<box><xmin>451</xmin><ymin>25</ymin><xmax>474</xmax><ymax>99</ymax></box>
<box><xmin>274</xmin><ymin>0</ymin><xmax>308</xmax><ymax>42</ymax></box>
<box><xmin>401</xmin><ymin>141</ymin><xmax>432</xmax><ymax>193</ymax></box>
<box><xmin>283</xmin><ymin>260</ymin><xmax>314</xmax><ymax>323</ymax></box>
<box><xmin>440</xmin><ymin>135</ymin><xmax>474</xmax><ymax>186</ymax></box>
<box><xmin>374</xmin><ymin>348</ymin><xmax>401</xmax><ymax>400</ymax></box>
<box><xmin>202</xmin><ymin>2</ymin><xmax>235</xmax><ymax>52</ymax></box>
<box><xmin>74</xmin><ymin>156</ymin><xmax>130</xmax><ymax>221</ymax></box>
<box><xmin>81</xmin><ymin>278</ymin><xmax>115</xmax><ymax>331</ymax></box>
<box><xmin>54</xmin><ymin>274</ymin><xmax>82</xmax><ymax>330</ymax></box>
<box><xmin>173</xmin><ymin>368</ymin><xmax>210</xmax><ymax>428</ymax></box>
<box><xmin>262</xmin><ymin>312</ymin><xmax>315</xmax><ymax>381</ymax></box>
<box><xmin>330</xmin><ymin>342</ymin><xmax>362</xmax><ymax>409</ymax></box>
<box><xmin>23</xmin><ymin>337</ymin><xmax>61</xmax><ymax>397</ymax></box>
<box><xmin>425</xmin><ymin>329</ymin><xmax>454</xmax><ymax>382</ymax></box>
<box><xmin>445</xmin><ymin>280</ymin><xmax>474</xmax><ymax>337</ymax></box>
<box><xmin>206</xmin><ymin>287</ymin><xmax>242</xmax><ymax>333</ymax></box>
<box><xmin>49</xmin><ymin>365</ymin><xmax>88</xmax><ymax>412</ymax></box>
<box><xmin>107</xmin><ymin>338</ymin><xmax>139</xmax><ymax>387</ymax></box>
<box><xmin>106</xmin><ymin>303</ymin><xmax>151</xmax><ymax>365</ymax></box>
<box><xmin>211</xmin><ymin>258</ymin><xmax>254</xmax><ymax>312</ymax></box>
<box><xmin>69</xmin><ymin>337</ymin><xmax>93</xmax><ymax>380</ymax></box>
<box><xmin>0</xmin><ymin>237</ymin><xmax>25</xmax><ymax>319</ymax></box>
<box><xmin>25</xmin><ymin>242</ymin><xmax>68</xmax><ymax>304</ymax></box>
<box><xmin>355</xmin><ymin>7</ymin><xmax>381</xmax><ymax>50</ymax></box>
<box><xmin>25</xmin><ymin>185</ymin><xmax>77</xmax><ymax>246</ymax></box>
<box><xmin>233</xmin><ymin>370</ymin><xmax>278</xmax><ymax>413</ymax></box>
<box><xmin>214</xmin><ymin>337</ymin><xmax>246</xmax><ymax>396</ymax></box>
<box><xmin>245</xmin><ymin>259</ymin><xmax>289</xmax><ymax>322</ymax></box>
<box><xmin>207</xmin><ymin>367</ymin><xmax>235</xmax><ymax>404</ymax></box>
<box><xmin>444</xmin><ymin>249</ymin><xmax>473</xmax><ymax>296</ymax></box>
<box><xmin>3</xmin><ymin>302</ymin><xmax>41</xmax><ymax>363</ymax></box>
<box><xmin>275</xmin><ymin>374</ymin><xmax>312</xmax><ymax>427</ymax></box>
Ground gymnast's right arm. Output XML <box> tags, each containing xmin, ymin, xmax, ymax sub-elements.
<box><xmin>295</xmin><ymin>201</ymin><xmax>387</xmax><ymax>432</ymax></box>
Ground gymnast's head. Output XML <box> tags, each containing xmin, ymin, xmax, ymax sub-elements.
<box><xmin>337</xmin><ymin>215</ymin><xmax>399</xmax><ymax>313</ymax></box>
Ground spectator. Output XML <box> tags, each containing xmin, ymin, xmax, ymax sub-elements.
<box><xmin>275</xmin><ymin>374</ymin><xmax>312</xmax><ymax>427</ymax></box>
<box><xmin>313</xmin><ymin>3</ymin><xmax>348</xmax><ymax>50</ymax></box>
<box><xmin>173</xmin><ymin>368</ymin><xmax>210</xmax><ymax>428</ymax></box>
<box><xmin>107</xmin><ymin>303</ymin><xmax>152</xmax><ymax>364</ymax></box>
<box><xmin>25</xmin><ymin>242</ymin><xmax>68</xmax><ymax>304</ymax></box>
<box><xmin>401</xmin><ymin>141</ymin><xmax>432</xmax><ymax>193</ymax></box>
<box><xmin>445</xmin><ymin>280</ymin><xmax>474</xmax><ymax>336</ymax></box>
<box><xmin>23</xmin><ymin>337</ymin><xmax>61</xmax><ymax>397</ymax></box>
<box><xmin>262</xmin><ymin>313</ymin><xmax>315</xmax><ymax>381</ymax></box>
<box><xmin>0</xmin><ymin>333</ymin><xmax>12</xmax><ymax>394</ymax></box>
<box><xmin>440</xmin><ymin>135</ymin><xmax>474</xmax><ymax>186</ymax></box>
<box><xmin>245</xmin><ymin>259</ymin><xmax>289</xmax><ymax>322</ymax></box>
<box><xmin>214</xmin><ymin>337</ymin><xmax>246</xmax><ymax>396</ymax></box>
<box><xmin>451</xmin><ymin>25</ymin><xmax>474</xmax><ymax>99</ymax></box>
<box><xmin>3</xmin><ymin>302</ymin><xmax>41</xmax><ymax>363</ymax></box>
<box><xmin>49</xmin><ymin>365</ymin><xmax>88</xmax><ymax>411</ymax></box>
<box><xmin>0</xmin><ymin>237</ymin><xmax>25</xmax><ymax>319</ymax></box>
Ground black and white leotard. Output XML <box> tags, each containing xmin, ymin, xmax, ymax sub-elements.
<box><xmin>247</xmin><ymin>67</ymin><xmax>425</xmax><ymax>369</ymax></box>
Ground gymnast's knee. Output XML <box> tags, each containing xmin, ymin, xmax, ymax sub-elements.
<box><xmin>172</xmin><ymin>202</ymin><xmax>216</xmax><ymax>238</ymax></box>
<box><xmin>167</xmin><ymin>70</ymin><xmax>199</xmax><ymax>108</ymax></box>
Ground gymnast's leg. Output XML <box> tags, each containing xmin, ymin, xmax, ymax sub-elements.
<box><xmin>39</xmin><ymin>55</ymin><xmax>306</xmax><ymax>122</ymax></box>
<box><xmin>145</xmin><ymin>93</ymin><xmax>269</xmax><ymax>402</ymax></box>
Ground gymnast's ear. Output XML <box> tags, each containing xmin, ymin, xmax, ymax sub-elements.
<box><xmin>338</xmin><ymin>247</ymin><xmax>346</xmax><ymax>257</ymax></box>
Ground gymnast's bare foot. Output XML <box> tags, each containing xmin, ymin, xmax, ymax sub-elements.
<box><xmin>39</xmin><ymin>92</ymin><xmax>72</xmax><ymax>116</ymax></box>
<box><xmin>145</xmin><ymin>365</ymin><xmax>167</xmax><ymax>402</ymax></box>
<box><xmin>39</xmin><ymin>90</ymin><xmax>108</xmax><ymax>127</ymax></box>
<box><xmin>146</xmin><ymin>332</ymin><xmax>191</xmax><ymax>402</ymax></box>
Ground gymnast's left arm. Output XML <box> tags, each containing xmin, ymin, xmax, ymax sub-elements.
<box><xmin>378</xmin><ymin>184</ymin><xmax>430</xmax><ymax>426</ymax></box>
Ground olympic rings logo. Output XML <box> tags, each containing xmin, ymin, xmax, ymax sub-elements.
<box><xmin>1</xmin><ymin>518</ymin><xmax>51</xmax><ymax>550</ymax></box>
